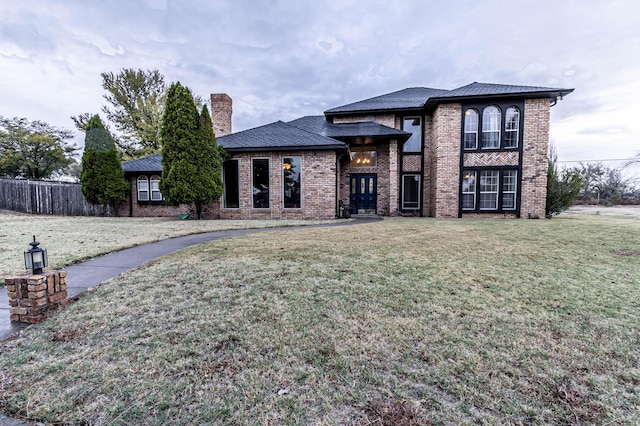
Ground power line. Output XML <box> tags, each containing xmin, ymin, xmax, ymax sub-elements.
<box><xmin>557</xmin><ymin>158</ymin><xmax>638</xmax><ymax>163</ymax></box>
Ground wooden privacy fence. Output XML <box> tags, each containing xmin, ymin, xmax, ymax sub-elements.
<box><xmin>0</xmin><ymin>178</ymin><xmax>113</xmax><ymax>216</ymax></box>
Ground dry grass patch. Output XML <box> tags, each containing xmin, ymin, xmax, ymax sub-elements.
<box><xmin>1</xmin><ymin>215</ymin><xmax>639</xmax><ymax>424</ymax></box>
<box><xmin>0</xmin><ymin>209</ymin><xmax>342</xmax><ymax>276</ymax></box>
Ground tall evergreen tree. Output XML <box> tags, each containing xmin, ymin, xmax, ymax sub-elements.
<box><xmin>80</xmin><ymin>115</ymin><xmax>129</xmax><ymax>214</ymax></box>
<box><xmin>198</xmin><ymin>104</ymin><xmax>224</xmax><ymax>200</ymax></box>
<box><xmin>160</xmin><ymin>83</ymin><xmax>220</xmax><ymax>219</ymax></box>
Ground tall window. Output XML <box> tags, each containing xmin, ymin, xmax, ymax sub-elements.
<box><xmin>223</xmin><ymin>159</ymin><xmax>239</xmax><ymax>208</ymax></box>
<box><xmin>479</xmin><ymin>170</ymin><xmax>499</xmax><ymax>210</ymax></box>
<box><xmin>502</xmin><ymin>170</ymin><xmax>517</xmax><ymax>210</ymax></box>
<box><xmin>464</xmin><ymin>109</ymin><xmax>479</xmax><ymax>150</ymax></box>
<box><xmin>504</xmin><ymin>107</ymin><xmax>520</xmax><ymax>148</ymax></box>
<box><xmin>150</xmin><ymin>175</ymin><xmax>162</xmax><ymax>200</ymax></box>
<box><xmin>461</xmin><ymin>171</ymin><xmax>477</xmax><ymax>210</ymax></box>
<box><xmin>283</xmin><ymin>157</ymin><xmax>301</xmax><ymax>209</ymax></box>
<box><xmin>137</xmin><ymin>176</ymin><xmax>149</xmax><ymax>201</ymax></box>
<box><xmin>402</xmin><ymin>174</ymin><xmax>420</xmax><ymax>209</ymax></box>
<box><xmin>252</xmin><ymin>158</ymin><xmax>270</xmax><ymax>208</ymax></box>
<box><xmin>402</xmin><ymin>117</ymin><xmax>422</xmax><ymax>152</ymax></box>
<box><xmin>481</xmin><ymin>106</ymin><xmax>501</xmax><ymax>149</ymax></box>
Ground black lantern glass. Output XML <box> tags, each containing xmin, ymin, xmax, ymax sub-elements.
<box><xmin>24</xmin><ymin>235</ymin><xmax>48</xmax><ymax>274</ymax></box>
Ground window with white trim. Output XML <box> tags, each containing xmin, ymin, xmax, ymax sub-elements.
<box><xmin>481</xmin><ymin>106</ymin><xmax>501</xmax><ymax>149</ymax></box>
<box><xmin>479</xmin><ymin>170</ymin><xmax>499</xmax><ymax>209</ymax></box>
<box><xmin>461</xmin><ymin>168</ymin><xmax>519</xmax><ymax>213</ymax></box>
<box><xmin>464</xmin><ymin>109</ymin><xmax>479</xmax><ymax>150</ymax></box>
<box><xmin>502</xmin><ymin>170</ymin><xmax>517</xmax><ymax>210</ymax></box>
<box><xmin>504</xmin><ymin>107</ymin><xmax>520</xmax><ymax>149</ymax></box>
<box><xmin>137</xmin><ymin>175</ymin><xmax>149</xmax><ymax>201</ymax></box>
<box><xmin>150</xmin><ymin>175</ymin><xmax>162</xmax><ymax>200</ymax></box>
<box><xmin>461</xmin><ymin>171</ymin><xmax>477</xmax><ymax>210</ymax></box>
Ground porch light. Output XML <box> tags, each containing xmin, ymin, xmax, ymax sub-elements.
<box><xmin>283</xmin><ymin>162</ymin><xmax>292</xmax><ymax>170</ymax></box>
<box><xmin>24</xmin><ymin>235</ymin><xmax>48</xmax><ymax>274</ymax></box>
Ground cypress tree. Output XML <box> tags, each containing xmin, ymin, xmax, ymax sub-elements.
<box><xmin>80</xmin><ymin>115</ymin><xmax>129</xmax><ymax>214</ymax></box>
<box><xmin>160</xmin><ymin>82</ymin><xmax>219</xmax><ymax>219</ymax></box>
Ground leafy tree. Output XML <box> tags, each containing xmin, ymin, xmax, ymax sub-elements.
<box><xmin>198</xmin><ymin>104</ymin><xmax>224</xmax><ymax>196</ymax></box>
<box><xmin>160</xmin><ymin>82</ymin><xmax>220</xmax><ymax>219</ymax></box>
<box><xmin>546</xmin><ymin>147</ymin><xmax>583</xmax><ymax>217</ymax></box>
<box><xmin>570</xmin><ymin>162</ymin><xmax>634</xmax><ymax>203</ymax></box>
<box><xmin>0</xmin><ymin>117</ymin><xmax>76</xmax><ymax>179</ymax></box>
<box><xmin>73</xmin><ymin>68</ymin><xmax>167</xmax><ymax>159</ymax></box>
<box><xmin>80</xmin><ymin>115</ymin><xmax>129</xmax><ymax>213</ymax></box>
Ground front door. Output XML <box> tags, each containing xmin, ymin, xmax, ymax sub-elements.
<box><xmin>350</xmin><ymin>174</ymin><xmax>377</xmax><ymax>214</ymax></box>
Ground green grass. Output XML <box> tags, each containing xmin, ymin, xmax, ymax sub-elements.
<box><xmin>1</xmin><ymin>215</ymin><xmax>639</xmax><ymax>424</ymax></box>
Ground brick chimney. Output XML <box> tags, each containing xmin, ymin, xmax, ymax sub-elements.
<box><xmin>210</xmin><ymin>93</ymin><xmax>232</xmax><ymax>137</ymax></box>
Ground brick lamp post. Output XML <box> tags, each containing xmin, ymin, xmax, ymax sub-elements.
<box><xmin>5</xmin><ymin>236</ymin><xmax>68</xmax><ymax>323</ymax></box>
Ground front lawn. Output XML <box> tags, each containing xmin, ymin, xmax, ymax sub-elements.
<box><xmin>1</xmin><ymin>215</ymin><xmax>639</xmax><ymax>424</ymax></box>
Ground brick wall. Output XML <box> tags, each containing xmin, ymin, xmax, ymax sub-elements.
<box><xmin>521</xmin><ymin>98</ymin><xmax>551</xmax><ymax>218</ymax></box>
<box><xmin>423</xmin><ymin>115</ymin><xmax>435</xmax><ymax>216</ymax></box>
<box><xmin>219</xmin><ymin>150</ymin><xmax>338</xmax><ymax>220</ymax></box>
<box><xmin>210</xmin><ymin>94</ymin><xmax>232</xmax><ymax>137</ymax></box>
<box><xmin>6</xmin><ymin>270</ymin><xmax>68</xmax><ymax>323</ymax></box>
<box><xmin>432</xmin><ymin>103</ymin><xmax>462</xmax><ymax>218</ymax></box>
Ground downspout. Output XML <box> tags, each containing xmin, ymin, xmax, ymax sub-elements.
<box><xmin>335</xmin><ymin>153</ymin><xmax>340</xmax><ymax>218</ymax></box>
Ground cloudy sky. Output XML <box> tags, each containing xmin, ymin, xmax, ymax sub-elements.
<box><xmin>2</xmin><ymin>0</ymin><xmax>639</xmax><ymax>177</ymax></box>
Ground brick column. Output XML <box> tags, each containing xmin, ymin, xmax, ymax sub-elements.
<box><xmin>5</xmin><ymin>270</ymin><xmax>68</xmax><ymax>323</ymax></box>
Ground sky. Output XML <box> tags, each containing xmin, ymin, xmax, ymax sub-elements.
<box><xmin>1</xmin><ymin>0</ymin><xmax>639</xmax><ymax>178</ymax></box>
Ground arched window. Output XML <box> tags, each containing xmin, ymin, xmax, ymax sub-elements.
<box><xmin>504</xmin><ymin>107</ymin><xmax>520</xmax><ymax>148</ymax></box>
<box><xmin>137</xmin><ymin>175</ymin><xmax>149</xmax><ymax>201</ymax></box>
<box><xmin>150</xmin><ymin>175</ymin><xmax>162</xmax><ymax>200</ymax></box>
<box><xmin>481</xmin><ymin>106</ymin><xmax>501</xmax><ymax>149</ymax></box>
<box><xmin>464</xmin><ymin>109</ymin><xmax>478</xmax><ymax>149</ymax></box>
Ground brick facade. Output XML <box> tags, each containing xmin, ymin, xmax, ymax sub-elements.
<box><xmin>521</xmin><ymin>98</ymin><xmax>551</xmax><ymax>218</ymax></box>
<box><xmin>219</xmin><ymin>150</ymin><xmax>337</xmax><ymax>220</ymax></box>
<box><xmin>431</xmin><ymin>103</ymin><xmax>462</xmax><ymax>218</ymax></box>
<box><xmin>5</xmin><ymin>270</ymin><xmax>68</xmax><ymax>323</ymax></box>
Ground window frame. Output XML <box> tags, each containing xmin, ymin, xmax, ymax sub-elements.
<box><xmin>462</xmin><ymin>101</ymin><xmax>524</xmax><ymax>151</ymax></box>
<box><xmin>504</xmin><ymin>106</ymin><xmax>520</xmax><ymax>149</ymax></box>
<box><xmin>481</xmin><ymin>106</ymin><xmax>501</xmax><ymax>149</ymax></box>
<box><xmin>479</xmin><ymin>170</ymin><xmax>499</xmax><ymax>210</ymax></box>
<box><xmin>460</xmin><ymin>168</ymin><xmax>520</xmax><ymax>214</ymax></box>
<box><xmin>401</xmin><ymin>116</ymin><xmax>422</xmax><ymax>153</ymax></box>
<box><xmin>137</xmin><ymin>175</ymin><xmax>149</xmax><ymax>201</ymax></box>
<box><xmin>283</xmin><ymin>156</ymin><xmax>302</xmax><ymax>209</ymax></box>
<box><xmin>461</xmin><ymin>170</ymin><xmax>477</xmax><ymax>210</ymax></box>
<box><xmin>150</xmin><ymin>175</ymin><xmax>162</xmax><ymax>201</ymax></box>
<box><xmin>222</xmin><ymin>159</ymin><xmax>240</xmax><ymax>209</ymax></box>
<box><xmin>251</xmin><ymin>157</ymin><xmax>270</xmax><ymax>209</ymax></box>
<box><xmin>464</xmin><ymin>109</ymin><xmax>479</xmax><ymax>150</ymax></box>
<box><xmin>401</xmin><ymin>174</ymin><xmax>421</xmax><ymax>210</ymax></box>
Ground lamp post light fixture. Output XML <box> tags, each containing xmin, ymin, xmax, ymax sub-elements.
<box><xmin>24</xmin><ymin>235</ymin><xmax>48</xmax><ymax>274</ymax></box>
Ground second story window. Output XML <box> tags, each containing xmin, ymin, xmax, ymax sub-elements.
<box><xmin>504</xmin><ymin>107</ymin><xmax>520</xmax><ymax>148</ymax></box>
<box><xmin>464</xmin><ymin>109</ymin><xmax>479</xmax><ymax>149</ymax></box>
<box><xmin>402</xmin><ymin>117</ymin><xmax>422</xmax><ymax>152</ymax></box>
<box><xmin>481</xmin><ymin>106</ymin><xmax>501</xmax><ymax>149</ymax></box>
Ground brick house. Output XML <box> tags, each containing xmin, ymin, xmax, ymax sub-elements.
<box><xmin>121</xmin><ymin>82</ymin><xmax>572</xmax><ymax>219</ymax></box>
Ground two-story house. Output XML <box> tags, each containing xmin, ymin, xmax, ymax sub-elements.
<box><xmin>121</xmin><ymin>82</ymin><xmax>572</xmax><ymax>219</ymax></box>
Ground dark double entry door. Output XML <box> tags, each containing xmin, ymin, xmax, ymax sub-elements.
<box><xmin>350</xmin><ymin>174</ymin><xmax>377</xmax><ymax>215</ymax></box>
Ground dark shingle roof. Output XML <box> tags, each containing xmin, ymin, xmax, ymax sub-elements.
<box><xmin>288</xmin><ymin>116</ymin><xmax>411</xmax><ymax>140</ymax></box>
<box><xmin>325</xmin><ymin>82</ymin><xmax>574</xmax><ymax>116</ymax></box>
<box><xmin>325</xmin><ymin>87</ymin><xmax>448</xmax><ymax>115</ymax></box>
<box><xmin>122</xmin><ymin>153</ymin><xmax>162</xmax><ymax>173</ymax></box>
<box><xmin>218</xmin><ymin>120</ymin><xmax>347</xmax><ymax>152</ymax></box>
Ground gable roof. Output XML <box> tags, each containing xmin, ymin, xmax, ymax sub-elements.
<box><xmin>122</xmin><ymin>153</ymin><xmax>162</xmax><ymax>173</ymax></box>
<box><xmin>218</xmin><ymin>120</ymin><xmax>347</xmax><ymax>152</ymax></box>
<box><xmin>288</xmin><ymin>116</ymin><xmax>411</xmax><ymax>141</ymax></box>
<box><xmin>325</xmin><ymin>82</ymin><xmax>574</xmax><ymax>116</ymax></box>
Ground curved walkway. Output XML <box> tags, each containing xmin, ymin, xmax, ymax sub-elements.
<box><xmin>0</xmin><ymin>218</ymin><xmax>379</xmax><ymax>425</ymax></box>
<box><xmin>1</xmin><ymin>218</ymin><xmax>378</xmax><ymax>340</ymax></box>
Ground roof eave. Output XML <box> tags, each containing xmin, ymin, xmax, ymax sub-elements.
<box><xmin>223</xmin><ymin>144</ymin><xmax>348</xmax><ymax>153</ymax></box>
<box><xmin>324</xmin><ymin>106</ymin><xmax>425</xmax><ymax>118</ymax></box>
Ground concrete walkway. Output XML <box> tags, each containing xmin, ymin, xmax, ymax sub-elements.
<box><xmin>0</xmin><ymin>219</ymin><xmax>379</xmax><ymax>424</ymax></box>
